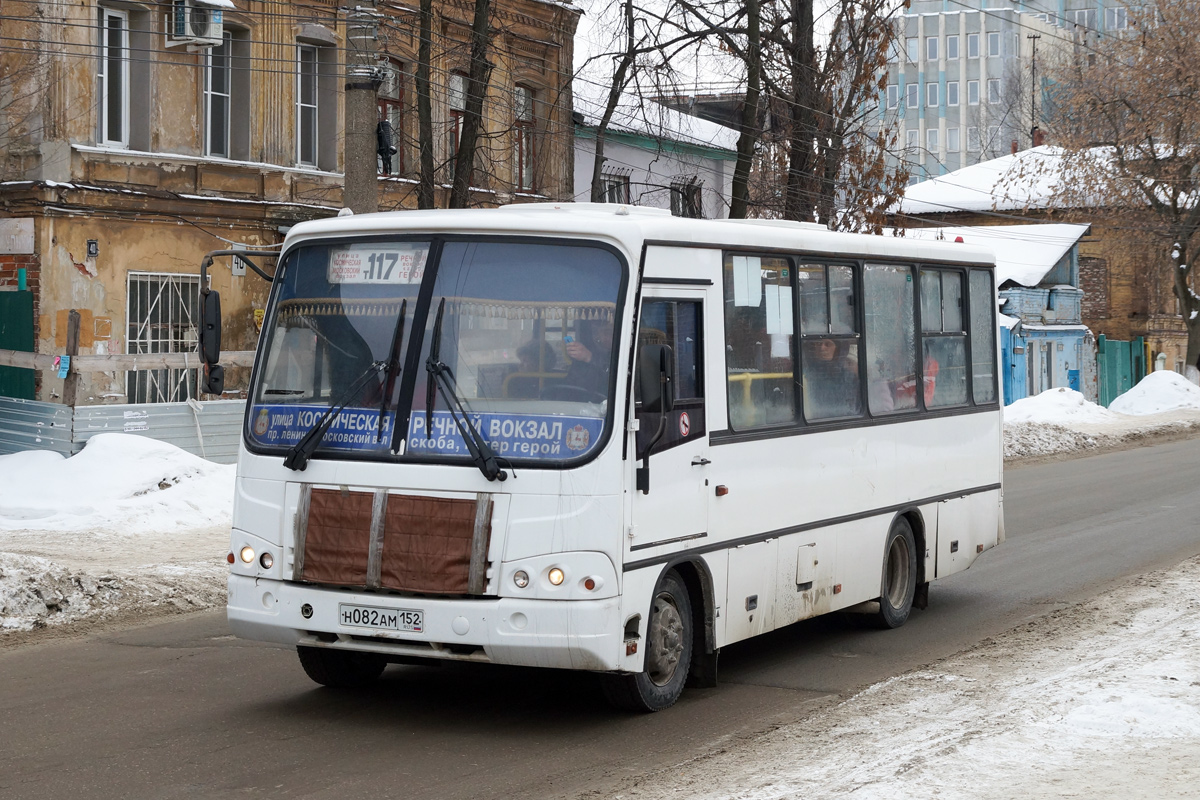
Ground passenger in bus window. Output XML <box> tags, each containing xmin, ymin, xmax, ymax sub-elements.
<box><xmin>802</xmin><ymin>338</ymin><xmax>862</xmax><ymax>419</ymax></box>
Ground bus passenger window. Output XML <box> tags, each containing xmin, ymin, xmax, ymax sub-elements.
<box><xmin>723</xmin><ymin>254</ymin><xmax>795</xmax><ymax>430</ymax></box>
<box><xmin>864</xmin><ymin>263</ymin><xmax>917</xmax><ymax>414</ymax></box>
<box><xmin>920</xmin><ymin>269</ymin><xmax>968</xmax><ymax>408</ymax></box>
<box><xmin>798</xmin><ymin>263</ymin><xmax>861</xmax><ymax>421</ymax></box>
<box><xmin>970</xmin><ymin>269</ymin><xmax>997</xmax><ymax>403</ymax></box>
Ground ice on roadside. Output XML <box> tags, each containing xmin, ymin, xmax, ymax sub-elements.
<box><xmin>0</xmin><ymin>433</ymin><xmax>235</xmax><ymax>534</ymax></box>
<box><xmin>1110</xmin><ymin>369</ymin><xmax>1200</xmax><ymax>415</ymax></box>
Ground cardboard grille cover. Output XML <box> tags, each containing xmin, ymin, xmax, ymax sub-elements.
<box><xmin>381</xmin><ymin>495</ymin><xmax>483</xmax><ymax>593</ymax></box>
<box><xmin>300</xmin><ymin>488</ymin><xmax>373</xmax><ymax>585</ymax></box>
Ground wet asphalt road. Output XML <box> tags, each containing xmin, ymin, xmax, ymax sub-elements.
<box><xmin>3</xmin><ymin>437</ymin><xmax>1199</xmax><ymax>800</ymax></box>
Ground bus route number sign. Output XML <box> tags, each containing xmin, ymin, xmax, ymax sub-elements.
<box><xmin>328</xmin><ymin>245</ymin><xmax>427</xmax><ymax>285</ymax></box>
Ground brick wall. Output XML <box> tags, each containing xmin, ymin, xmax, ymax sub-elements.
<box><xmin>1078</xmin><ymin>256</ymin><xmax>1109</xmax><ymax>323</ymax></box>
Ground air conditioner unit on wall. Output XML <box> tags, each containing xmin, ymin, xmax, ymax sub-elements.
<box><xmin>166</xmin><ymin>0</ymin><xmax>224</xmax><ymax>48</ymax></box>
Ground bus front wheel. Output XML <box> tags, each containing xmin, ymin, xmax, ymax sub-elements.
<box><xmin>602</xmin><ymin>570</ymin><xmax>693</xmax><ymax>712</ymax></box>
<box><xmin>874</xmin><ymin>517</ymin><xmax>918</xmax><ymax>629</ymax></box>
<box><xmin>297</xmin><ymin>645</ymin><xmax>386</xmax><ymax>688</ymax></box>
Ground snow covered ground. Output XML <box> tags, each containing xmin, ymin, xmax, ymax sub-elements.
<box><xmin>1</xmin><ymin>373</ymin><xmax>1199</xmax><ymax>796</ymax></box>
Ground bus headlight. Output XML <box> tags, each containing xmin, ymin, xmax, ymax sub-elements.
<box><xmin>513</xmin><ymin>570</ymin><xmax>530</xmax><ymax>589</ymax></box>
<box><xmin>548</xmin><ymin>567</ymin><xmax>565</xmax><ymax>586</ymax></box>
<box><xmin>259</xmin><ymin>551</ymin><xmax>274</xmax><ymax>569</ymax></box>
<box><xmin>239</xmin><ymin>546</ymin><xmax>256</xmax><ymax>564</ymax></box>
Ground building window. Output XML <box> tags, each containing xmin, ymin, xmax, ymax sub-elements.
<box><xmin>671</xmin><ymin>177</ymin><xmax>702</xmax><ymax>218</ymax></box>
<box><xmin>1105</xmin><ymin>7</ymin><xmax>1128</xmax><ymax>30</ymax></box>
<box><xmin>926</xmin><ymin>36</ymin><xmax>939</xmax><ymax>61</ymax></box>
<box><xmin>927</xmin><ymin>128</ymin><xmax>939</xmax><ymax>152</ymax></box>
<box><xmin>126</xmin><ymin>272</ymin><xmax>200</xmax><ymax>404</ymax></box>
<box><xmin>926</xmin><ymin>83</ymin><xmax>939</xmax><ymax>108</ymax></box>
<box><xmin>205</xmin><ymin>32</ymin><xmax>231</xmax><ymax>157</ymax></box>
<box><xmin>906</xmin><ymin>37</ymin><xmax>919</xmax><ymax>62</ymax></box>
<box><xmin>513</xmin><ymin>85</ymin><xmax>535</xmax><ymax>191</ymax></box>
<box><xmin>97</xmin><ymin>8</ymin><xmax>129</xmax><ymax>146</ymax></box>
<box><xmin>967</xmin><ymin>80</ymin><xmax>980</xmax><ymax>105</ymax></box>
<box><xmin>906</xmin><ymin>129</ymin><xmax>919</xmax><ymax>151</ymax></box>
<box><xmin>986</xmin><ymin>125</ymin><xmax>1000</xmax><ymax>151</ymax></box>
<box><xmin>297</xmin><ymin>45</ymin><xmax>319</xmax><ymax>166</ymax></box>
<box><xmin>887</xmin><ymin>84</ymin><xmax>899</xmax><ymax>109</ymax></box>
<box><xmin>378</xmin><ymin>58</ymin><xmax>404</xmax><ymax>175</ymax></box>
<box><xmin>1071</xmin><ymin>9</ymin><xmax>1097</xmax><ymax>30</ymax></box>
<box><xmin>987</xmin><ymin>31</ymin><xmax>1000</xmax><ymax>57</ymax></box>
<box><xmin>947</xmin><ymin>81</ymin><xmax>959</xmax><ymax>106</ymax></box>
<box><xmin>448</xmin><ymin>72</ymin><xmax>466</xmax><ymax>167</ymax></box>
<box><xmin>967</xmin><ymin>126</ymin><xmax>980</xmax><ymax>152</ymax></box>
<box><xmin>967</xmin><ymin>33</ymin><xmax>979</xmax><ymax>58</ymax></box>
<box><xmin>947</xmin><ymin>127</ymin><xmax>960</xmax><ymax>152</ymax></box>
<box><xmin>987</xmin><ymin>79</ymin><xmax>1001</xmax><ymax>104</ymax></box>
<box><xmin>947</xmin><ymin>35</ymin><xmax>959</xmax><ymax>59</ymax></box>
<box><xmin>600</xmin><ymin>172</ymin><xmax>630</xmax><ymax>203</ymax></box>
<box><xmin>906</xmin><ymin>83</ymin><xmax>919</xmax><ymax>109</ymax></box>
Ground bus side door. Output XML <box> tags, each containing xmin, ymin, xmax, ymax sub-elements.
<box><xmin>630</xmin><ymin>289</ymin><xmax>710</xmax><ymax>550</ymax></box>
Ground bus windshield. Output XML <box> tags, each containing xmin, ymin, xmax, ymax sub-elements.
<box><xmin>247</xmin><ymin>237</ymin><xmax>626</xmax><ymax>467</ymax></box>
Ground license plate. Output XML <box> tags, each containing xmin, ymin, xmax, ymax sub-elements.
<box><xmin>337</xmin><ymin>603</ymin><xmax>423</xmax><ymax>633</ymax></box>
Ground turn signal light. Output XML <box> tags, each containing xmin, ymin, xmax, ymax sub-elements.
<box><xmin>226</xmin><ymin>552</ymin><xmax>235</xmax><ymax>564</ymax></box>
<box><xmin>239</xmin><ymin>546</ymin><xmax>255</xmax><ymax>564</ymax></box>
<box><xmin>584</xmin><ymin>578</ymin><xmax>596</xmax><ymax>591</ymax></box>
<box><xmin>548</xmin><ymin>568</ymin><xmax>565</xmax><ymax>586</ymax></box>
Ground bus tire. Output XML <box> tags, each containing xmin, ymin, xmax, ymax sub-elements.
<box><xmin>601</xmin><ymin>570</ymin><xmax>693</xmax><ymax>712</ymax></box>
<box><xmin>296</xmin><ymin>645</ymin><xmax>386</xmax><ymax>688</ymax></box>
<box><xmin>874</xmin><ymin>517</ymin><xmax>917</xmax><ymax>630</ymax></box>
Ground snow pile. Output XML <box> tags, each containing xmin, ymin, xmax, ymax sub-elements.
<box><xmin>0</xmin><ymin>434</ymin><xmax>232</xmax><ymax>638</ymax></box>
<box><xmin>0</xmin><ymin>552</ymin><xmax>224</xmax><ymax>634</ymax></box>
<box><xmin>1110</xmin><ymin>369</ymin><xmax>1200</xmax><ymax>415</ymax></box>
<box><xmin>1002</xmin><ymin>383</ymin><xmax>1200</xmax><ymax>459</ymax></box>
<box><xmin>1004</xmin><ymin>387</ymin><xmax>1120</xmax><ymax>424</ymax></box>
<box><xmin>618</xmin><ymin>556</ymin><xmax>1200</xmax><ymax>800</ymax></box>
<box><xmin>0</xmin><ymin>433</ymin><xmax>235</xmax><ymax>533</ymax></box>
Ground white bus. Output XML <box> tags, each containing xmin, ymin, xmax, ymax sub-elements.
<box><xmin>218</xmin><ymin>204</ymin><xmax>1003</xmax><ymax>711</ymax></box>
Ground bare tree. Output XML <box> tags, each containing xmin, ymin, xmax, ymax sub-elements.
<box><xmin>415</xmin><ymin>0</ymin><xmax>437</xmax><ymax>209</ymax></box>
<box><xmin>1042</xmin><ymin>0</ymin><xmax>1200</xmax><ymax>365</ymax></box>
<box><xmin>448</xmin><ymin>0</ymin><xmax>494</xmax><ymax>208</ymax></box>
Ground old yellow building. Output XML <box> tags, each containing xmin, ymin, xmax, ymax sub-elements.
<box><xmin>0</xmin><ymin>0</ymin><xmax>579</xmax><ymax>403</ymax></box>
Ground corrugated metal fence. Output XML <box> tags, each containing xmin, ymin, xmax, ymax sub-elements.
<box><xmin>0</xmin><ymin>397</ymin><xmax>245</xmax><ymax>464</ymax></box>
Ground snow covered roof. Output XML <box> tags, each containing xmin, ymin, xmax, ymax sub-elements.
<box><xmin>891</xmin><ymin>223</ymin><xmax>1090</xmax><ymax>287</ymax></box>
<box><xmin>573</xmin><ymin>84</ymin><xmax>739</xmax><ymax>153</ymax></box>
<box><xmin>894</xmin><ymin>146</ymin><xmax>1069</xmax><ymax>215</ymax></box>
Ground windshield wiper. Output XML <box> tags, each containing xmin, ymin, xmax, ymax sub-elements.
<box><xmin>282</xmin><ymin>360</ymin><xmax>386</xmax><ymax>471</ymax></box>
<box><xmin>378</xmin><ymin>299</ymin><xmax>408</xmax><ymax>445</ymax></box>
<box><xmin>425</xmin><ymin>298</ymin><xmax>509</xmax><ymax>482</ymax></box>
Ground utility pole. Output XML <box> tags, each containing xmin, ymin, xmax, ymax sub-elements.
<box><xmin>1028</xmin><ymin>33</ymin><xmax>1040</xmax><ymax>147</ymax></box>
<box><xmin>345</xmin><ymin>3</ymin><xmax>380</xmax><ymax>214</ymax></box>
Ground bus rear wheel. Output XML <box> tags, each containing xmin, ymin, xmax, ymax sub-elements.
<box><xmin>602</xmin><ymin>570</ymin><xmax>693</xmax><ymax>712</ymax></box>
<box><xmin>297</xmin><ymin>645</ymin><xmax>386</xmax><ymax>688</ymax></box>
<box><xmin>874</xmin><ymin>517</ymin><xmax>917</xmax><ymax>629</ymax></box>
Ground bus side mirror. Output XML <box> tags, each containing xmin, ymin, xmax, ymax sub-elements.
<box><xmin>199</xmin><ymin>290</ymin><xmax>221</xmax><ymax>364</ymax></box>
<box><xmin>638</xmin><ymin>344</ymin><xmax>675</xmax><ymax>414</ymax></box>
<box><xmin>636</xmin><ymin>344</ymin><xmax>674</xmax><ymax>495</ymax></box>
<box><xmin>199</xmin><ymin>290</ymin><xmax>224</xmax><ymax>395</ymax></box>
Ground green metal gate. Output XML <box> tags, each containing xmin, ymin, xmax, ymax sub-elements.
<box><xmin>1096</xmin><ymin>334</ymin><xmax>1146</xmax><ymax>407</ymax></box>
<box><xmin>0</xmin><ymin>291</ymin><xmax>35</xmax><ymax>400</ymax></box>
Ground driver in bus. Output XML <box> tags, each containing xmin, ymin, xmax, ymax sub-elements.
<box><xmin>561</xmin><ymin>317</ymin><xmax>614</xmax><ymax>399</ymax></box>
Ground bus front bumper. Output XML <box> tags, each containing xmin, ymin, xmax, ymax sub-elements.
<box><xmin>227</xmin><ymin>574</ymin><xmax>623</xmax><ymax>672</ymax></box>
